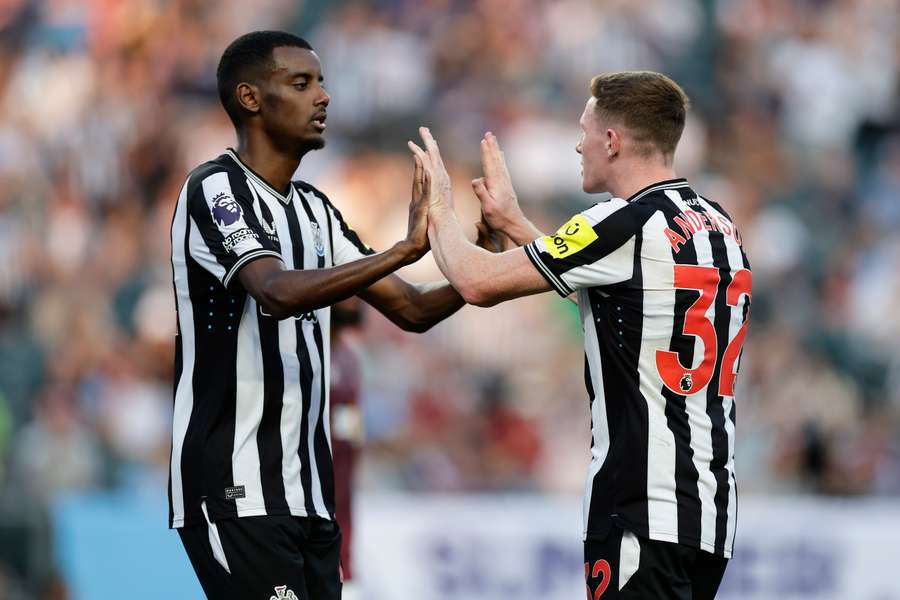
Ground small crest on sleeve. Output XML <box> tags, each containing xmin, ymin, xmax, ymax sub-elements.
<box><xmin>211</xmin><ymin>191</ymin><xmax>243</xmax><ymax>227</ymax></box>
<box><xmin>543</xmin><ymin>214</ymin><xmax>598</xmax><ymax>259</ymax></box>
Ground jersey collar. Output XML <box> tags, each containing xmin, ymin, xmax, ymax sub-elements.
<box><xmin>226</xmin><ymin>148</ymin><xmax>294</xmax><ymax>205</ymax></box>
<box><xmin>626</xmin><ymin>178</ymin><xmax>689</xmax><ymax>203</ymax></box>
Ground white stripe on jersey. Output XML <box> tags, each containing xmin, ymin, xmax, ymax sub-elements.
<box><xmin>260</xmin><ymin>187</ymin><xmax>308</xmax><ymax>515</ymax></box>
<box><xmin>294</xmin><ymin>196</ymin><xmax>327</xmax><ymax>516</ymax></box>
<box><xmin>698</xmin><ymin>196</ymin><xmax>744</xmax><ymax>555</ymax></box>
<box><xmin>666</xmin><ymin>190</ymin><xmax>720</xmax><ymax>554</ymax></box>
<box><xmin>581</xmin><ymin>288</ymin><xmax>611</xmax><ymax>539</ymax></box>
<box><xmin>170</xmin><ymin>181</ymin><xmax>195</xmax><ymax>527</ymax></box>
<box><xmin>637</xmin><ymin>210</ymin><xmax>680</xmax><ymax>541</ymax></box>
<box><xmin>188</xmin><ymin>217</ymin><xmax>227</xmax><ymax>282</ymax></box>
<box><xmin>232</xmin><ymin>292</ymin><xmax>266</xmax><ymax>515</ymax></box>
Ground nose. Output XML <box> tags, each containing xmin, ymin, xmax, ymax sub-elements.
<box><xmin>317</xmin><ymin>88</ymin><xmax>330</xmax><ymax>107</ymax></box>
<box><xmin>576</xmin><ymin>141</ymin><xmax>582</xmax><ymax>155</ymax></box>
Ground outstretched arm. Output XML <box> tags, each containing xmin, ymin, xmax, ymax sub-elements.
<box><xmin>237</xmin><ymin>156</ymin><xmax>432</xmax><ymax>320</ymax></box>
<box><xmin>409</xmin><ymin>128</ymin><xmax>551</xmax><ymax>307</ymax></box>
<box><xmin>358</xmin><ymin>275</ymin><xmax>464</xmax><ymax>333</ymax></box>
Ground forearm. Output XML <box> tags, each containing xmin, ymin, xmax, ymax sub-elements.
<box><xmin>360</xmin><ymin>276</ymin><xmax>464</xmax><ymax>333</ymax></box>
<box><xmin>257</xmin><ymin>242</ymin><xmax>419</xmax><ymax>318</ymax></box>
<box><xmin>428</xmin><ymin>206</ymin><xmax>501</xmax><ymax>306</ymax></box>
<box><xmin>500</xmin><ymin>210</ymin><xmax>544</xmax><ymax>246</ymax></box>
<box><xmin>408</xmin><ymin>281</ymin><xmax>465</xmax><ymax>327</ymax></box>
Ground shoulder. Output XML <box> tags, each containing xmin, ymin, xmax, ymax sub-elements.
<box><xmin>293</xmin><ymin>180</ymin><xmax>332</xmax><ymax>205</ymax></box>
<box><xmin>582</xmin><ymin>197</ymin><xmax>657</xmax><ymax>230</ymax></box>
<box><xmin>186</xmin><ymin>155</ymin><xmax>248</xmax><ymax>198</ymax></box>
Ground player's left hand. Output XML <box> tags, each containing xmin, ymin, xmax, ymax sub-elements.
<box><xmin>474</xmin><ymin>219</ymin><xmax>509</xmax><ymax>253</ymax></box>
<box><xmin>407</xmin><ymin>127</ymin><xmax>453</xmax><ymax>213</ymax></box>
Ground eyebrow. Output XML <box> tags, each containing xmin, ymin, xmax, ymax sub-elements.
<box><xmin>287</xmin><ymin>71</ymin><xmax>323</xmax><ymax>81</ymax></box>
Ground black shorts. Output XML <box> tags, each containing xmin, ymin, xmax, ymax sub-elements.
<box><xmin>178</xmin><ymin>507</ymin><xmax>342</xmax><ymax>600</ymax></box>
<box><xmin>584</xmin><ymin>523</ymin><xmax>728</xmax><ymax>599</ymax></box>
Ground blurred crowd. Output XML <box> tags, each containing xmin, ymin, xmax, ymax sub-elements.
<box><xmin>0</xmin><ymin>0</ymin><xmax>898</xmax><ymax>596</ymax></box>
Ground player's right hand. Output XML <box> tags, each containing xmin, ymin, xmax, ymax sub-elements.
<box><xmin>404</xmin><ymin>154</ymin><xmax>430</xmax><ymax>261</ymax></box>
<box><xmin>472</xmin><ymin>132</ymin><xmax>525</xmax><ymax>234</ymax></box>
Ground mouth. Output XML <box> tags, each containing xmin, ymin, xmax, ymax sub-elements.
<box><xmin>311</xmin><ymin>113</ymin><xmax>327</xmax><ymax>132</ymax></box>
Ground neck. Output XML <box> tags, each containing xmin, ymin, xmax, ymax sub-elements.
<box><xmin>605</xmin><ymin>158</ymin><xmax>679</xmax><ymax>200</ymax></box>
<box><xmin>234</xmin><ymin>129</ymin><xmax>306</xmax><ymax>196</ymax></box>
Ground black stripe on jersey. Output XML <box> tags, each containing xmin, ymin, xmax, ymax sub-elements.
<box><xmin>679</xmin><ymin>189</ymin><xmax>733</xmax><ymax>555</ymax></box>
<box><xmin>282</xmin><ymin>199</ymin><xmax>318</xmax><ymax>516</ymax></box>
<box><xmin>543</xmin><ymin>204</ymin><xmax>655</xmax><ymax>277</ymax></box>
<box><xmin>186</xmin><ymin>164</ymin><xmax>233</xmax><ymax>274</ymax></box>
<box><xmin>186</xmin><ymin>245</ymin><xmax>242</xmax><ymax>520</ymax></box>
<box><xmin>256</xmin><ymin>307</ymin><xmax>288</xmax><ymax>513</ymax></box>
<box><xmin>652</xmin><ymin>197</ymin><xmax>704</xmax><ymax>548</ymax></box>
<box><xmin>298</xmin><ymin>194</ymin><xmax>336</xmax><ymax>515</ymax></box>
<box><xmin>588</xmin><ymin>226</ymin><xmax>649</xmax><ymax>538</ymax></box>
<box><xmin>298</xmin><ymin>181</ymin><xmax>376</xmax><ymax>257</ymax></box>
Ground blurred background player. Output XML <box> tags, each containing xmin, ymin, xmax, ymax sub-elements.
<box><xmin>329</xmin><ymin>297</ymin><xmax>365</xmax><ymax>599</ymax></box>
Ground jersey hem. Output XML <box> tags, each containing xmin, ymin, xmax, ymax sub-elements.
<box><xmin>582</xmin><ymin>524</ymin><xmax>733</xmax><ymax>559</ymax></box>
<box><xmin>170</xmin><ymin>505</ymin><xmax>333</xmax><ymax>530</ymax></box>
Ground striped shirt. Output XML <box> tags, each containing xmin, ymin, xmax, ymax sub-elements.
<box><xmin>168</xmin><ymin>149</ymin><xmax>373</xmax><ymax>529</ymax></box>
<box><xmin>524</xmin><ymin>179</ymin><xmax>751</xmax><ymax>558</ymax></box>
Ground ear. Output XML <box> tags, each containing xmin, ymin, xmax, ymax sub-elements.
<box><xmin>236</xmin><ymin>82</ymin><xmax>261</xmax><ymax>116</ymax></box>
<box><xmin>606</xmin><ymin>128</ymin><xmax>621</xmax><ymax>158</ymax></box>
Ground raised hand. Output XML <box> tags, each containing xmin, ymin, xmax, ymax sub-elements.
<box><xmin>472</xmin><ymin>132</ymin><xmax>524</xmax><ymax>232</ymax></box>
<box><xmin>407</xmin><ymin>127</ymin><xmax>453</xmax><ymax>213</ymax></box>
<box><xmin>404</xmin><ymin>154</ymin><xmax>430</xmax><ymax>260</ymax></box>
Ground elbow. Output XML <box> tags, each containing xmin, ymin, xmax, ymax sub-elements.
<box><xmin>257</xmin><ymin>277</ymin><xmax>294</xmax><ymax>320</ymax></box>
<box><xmin>403</xmin><ymin>319</ymin><xmax>435</xmax><ymax>334</ymax></box>
<box><xmin>459</xmin><ymin>282</ymin><xmax>495</xmax><ymax>308</ymax></box>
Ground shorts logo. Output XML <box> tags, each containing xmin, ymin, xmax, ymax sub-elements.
<box><xmin>212</xmin><ymin>191</ymin><xmax>243</xmax><ymax>227</ymax></box>
<box><xmin>543</xmin><ymin>214</ymin><xmax>598</xmax><ymax>259</ymax></box>
<box><xmin>270</xmin><ymin>586</ymin><xmax>298</xmax><ymax>600</ymax></box>
<box><xmin>311</xmin><ymin>222</ymin><xmax>325</xmax><ymax>257</ymax></box>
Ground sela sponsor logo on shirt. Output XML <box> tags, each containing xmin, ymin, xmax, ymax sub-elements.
<box><xmin>311</xmin><ymin>222</ymin><xmax>326</xmax><ymax>257</ymax></box>
<box><xmin>223</xmin><ymin>228</ymin><xmax>259</xmax><ymax>252</ymax></box>
<box><xmin>211</xmin><ymin>191</ymin><xmax>243</xmax><ymax>227</ymax></box>
<box><xmin>270</xmin><ymin>585</ymin><xmax>299</xmax><ymax>600</ymax></box>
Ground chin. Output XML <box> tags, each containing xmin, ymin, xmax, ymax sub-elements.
<box><xmin>306</xmin><ymin>135</ymin><xmax>326</xmax><ymax>151</ymax></box>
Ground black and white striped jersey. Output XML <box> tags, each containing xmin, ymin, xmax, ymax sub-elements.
<box><xmin>524</xmin><ymin>178</ymin><xmax>751</xmax><ymax>558</ymax></box>
<box><xmin>168</xmin><ymin>149</ymin><xmax>373</xmax><ymax>529</ymax></box>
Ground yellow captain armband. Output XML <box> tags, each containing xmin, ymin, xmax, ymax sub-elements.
<box><xmin>542</xmin><ymin>214</ymin><xmax>598</xmax><ymax>259</ymax></box>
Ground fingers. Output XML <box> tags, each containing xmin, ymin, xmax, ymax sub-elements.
<box><xmin>413</xmin><ymin>154</ymin><xmax>424</xmax><ymax>197</ymax></box>
<box><xmin>407</xmin><ymin>140</ymin><xmax>430</xmax><ymax>168</ymax></box>
<box><xmin>480</xmin><ymin>137</ymin><xmax>497</xmax><ymax>181</ymax></box>
<box><xmin>471</xmin><ymin>177</ymin><xmax>491</xmax><ymax>204</ymax></box>
<box><xmin>418</xmin><ymin>127</ymin><xmax>446</xmax><ymax>168</ymax></box>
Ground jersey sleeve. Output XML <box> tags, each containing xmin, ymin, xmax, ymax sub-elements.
<box><xmin>523</xmin><ymin>199</ymin><xmax>651</xmax><ymax>297</ymax></box>
<box><xmin>323</xmin><ymin>201</ymin><xmax>376</xmax><ymax>266</ymax></box>
<box><xmin>186</xmin><ymin>169</ymin><xmax>282</xmax><ymax>288</ymax></box>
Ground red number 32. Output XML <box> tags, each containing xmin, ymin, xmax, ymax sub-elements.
<box><xmin>655</xmin><ymin>265</ymin><xmax>751</xmax><ymax>397</ymax></box>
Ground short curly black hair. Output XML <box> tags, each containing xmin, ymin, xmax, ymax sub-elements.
<box><xmin>216</xmin><ymin>30</ymin><xmax>313</xmax><ymax>127</ymax></box>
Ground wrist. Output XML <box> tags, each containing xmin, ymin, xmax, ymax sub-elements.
<box><xmin>392</xmin><ymin>240</ymin><xmax>422</xmax><ymax>266</ymax></box>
